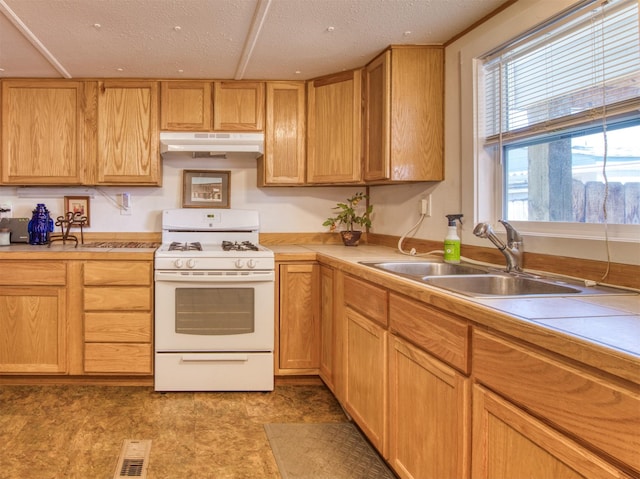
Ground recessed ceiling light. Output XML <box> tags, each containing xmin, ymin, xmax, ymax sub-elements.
<box><xmin>93</xmin><ymin>23</ymin><xmax>101</xmax><ymax>29</ymax></box>
<box><xmin>0</xmin><ymin>68</ymin><xmax>5</xmax><ymax>72</ymax></box>
<box><xmin>116</xmin><ymin>67</ymin><xmax>124</xmax><ymax>72</ymax></box>
<box><xmin>178</xmin><ymin>69</ymin><xmax>184</xmax><ymax>73</ymax></box>
<box><xmin>174</xmin><ymin>26</ymin><xmax>182</xmax><ymax>32</ymax></box>
<box><xmin>404</xmin><ymin>31</ymin><xmax>412</xmax><ymax>36</ymax></box>
<box><xmin>326</xmin><ymin>26</ymin><xmax>335</xmax><ymax>32</ymax></box>
<box><xmin>295</xmin><ymin>70</ymin><xmax>301</xmax><ymax>74</ymax></box>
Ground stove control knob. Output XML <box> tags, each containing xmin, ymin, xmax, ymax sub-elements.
<box><xmin>174</xmin><ymin>259</ymin><xmax>184</xmax><ymax>268</ymax></box>
<box><xmin>247</xmin><ymin>259</ymin><xmax>257</xmax><ymax>269</ymax></box>
<box><xmin>186</xmin><ymin>259</ymin><xmax>196</xmax><ymax>269</ymax></box>
<box><xmin>235</xmin><ymin>259</ymin><xmax>245</xmax><ymax>269</ymax></box>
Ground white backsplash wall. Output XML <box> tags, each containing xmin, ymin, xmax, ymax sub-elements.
<box><xmin>0</xmin><ymin>155</ymin><xmax>367</xmax><ymax>234</ymax></box>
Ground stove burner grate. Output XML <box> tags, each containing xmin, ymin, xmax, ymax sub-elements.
<box><xmin>222</xmin><ymin>240</ymin><xmax>259</xmax><ymax>251</ymax></box>
<box><xmin>169</xmin><ymin>241</ymin><xmax>202</xmax><ymax>252</ymax></box>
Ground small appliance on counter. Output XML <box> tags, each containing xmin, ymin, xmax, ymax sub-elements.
<box><xmin>0</xmin><ymin>217</ymin><xmax>30</xmax><ymax>243</ymax></box>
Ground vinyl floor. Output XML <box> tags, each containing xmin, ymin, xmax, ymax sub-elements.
<box><xmin>0</xmin><ymin>383</ymin><xmax>348</xmax><ymax>479</ymax></box>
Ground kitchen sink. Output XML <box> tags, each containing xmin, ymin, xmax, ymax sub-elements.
<box><xmin>361</xmin><ymin>261</ymin><xmax>488</xmax><ymax>278</ymax></box>
<box><xmin>360</xmin><ymin>260</ymin><xmax>636</xmax><ymax>298</ymax></box>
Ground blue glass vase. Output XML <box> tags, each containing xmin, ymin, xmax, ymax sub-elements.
<box><xmin>28</xmin><ymin>203</ymin><xmax>54</xmax><ymax>245</ymax></box>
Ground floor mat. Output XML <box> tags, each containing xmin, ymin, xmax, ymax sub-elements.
<box><xmin>264</xmin><ymin>422</ymin><xmax>395</xmax><ymax>479</ymax></box>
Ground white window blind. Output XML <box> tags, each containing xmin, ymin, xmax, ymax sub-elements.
<box><xmin>482</xmin><ymin>0</ymin><xmax>640</xmax><ymax>144</ymax></box>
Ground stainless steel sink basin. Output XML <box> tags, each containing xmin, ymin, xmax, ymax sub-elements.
<box><xmin>422</xmin><ymin>274</ymin><xmax>582</xmax><ymax>297</ymax></box>
<box><xmin>361</xmin><ymin>261</ymin><xmax>488</xmax><ymax>277</ymax></box>
<box><xmin>359</xmin><ymin>260</ymin><xmax>635</xmax><ymax>298</ymax></box>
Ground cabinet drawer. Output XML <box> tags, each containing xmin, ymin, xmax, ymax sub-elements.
<box><xmin>473</xmin><ymin>329</ymin><xmax>640</xmax><ymax>472</ymax></box>
<box><xmin>83</xmin><ymin>261</ymin><xmax>151</xmax><ymax>285</ymax></box>
<box><xmin>344</xmin><ymin>274</ymin><xmax>388</xmax><ymax>326</ymax></box>
<box><xmin>85</xmin><ymin>312</ymin><xmax>151</xmax><ymax>342</ymax></box>
<box><xmin>390</xmin><ymin>293</ymin><xmax>469</xmax><ymax>373</ymax></box>
<box><xmin>84</xmin><ymin>287</ymin><xmax>151</xmax><ymax>311</ymax></box>
<box><xmin>0</xmin><ymin>261</ymin><xmax>66</xmax><ymax>285</ymax></box>
<box><xmin>84</xmin><ymin>343</ymin><xmax>152</xmax><ymax>374</ymax></box>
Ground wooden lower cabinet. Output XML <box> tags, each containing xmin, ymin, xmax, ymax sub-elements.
<box><xmin>319</xmin><ymin>264</ymin><xmax>336</xmax><ymax>391</ymax></box>
<box><xmin>472</xmin><ymin>384</ymin><xmax>632</xmax><ymax>479</ymax></box>
<box><xmin>276</xmin><ymin>262</ymin><xmax>320</xmax><ymax>374</ymax></box>
<box><xmin>0</xmin><ymin>261</ymin><xmax>68</xmax><ymax>373</ymax></box>
<box><xmin>473</xmin><ymin>329</ymin><xmax>640</xmax><ymax>475</ymax></box>
<box><xmin>344</xmin><ymin>306</ymin><xmax>388</xmax><ymax>455</ymax></box>
<box><xmin>389</xmin><ymin>336</ymin><xmax>470</xmax><ymax>479</ymax></box>
<box><xmin>0</xmin><ymin>286</ymin><xmax>67</xmax><ymax>373</ymax></box>
<box><xmin>82</xmin><ymin>260</ymin><xmax>153</xmax><ymax>375</ymax></box>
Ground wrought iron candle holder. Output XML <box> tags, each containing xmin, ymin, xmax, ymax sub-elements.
<box><xmin>48</xmin><ymin>211</ymin><xmax>88</xmax><ymax>247</ymax></box>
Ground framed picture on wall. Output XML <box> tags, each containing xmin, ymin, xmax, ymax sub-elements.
<box><xmin>64</xmin><ymin>196</ymin><xmax>91</xmax><ymax>226</ymax></box>
<box><xmin>182</xmin><ymin>170</ymin><xmax>231</xmax><ymax>208</ymax></box>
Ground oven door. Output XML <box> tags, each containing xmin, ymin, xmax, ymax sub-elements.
<box><xmin>154</xmin><ymin>270</ymin><xmax>274</xmax><ymax>352</ymax></box>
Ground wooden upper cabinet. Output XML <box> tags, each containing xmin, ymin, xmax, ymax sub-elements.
<box><xmin>1</xmin><ymin>80</ymin><xmax>89</xmax><ymax>185</ymax></box>
<box><xmin>213</xmin><ymin>81</ymin><xmax>265</xmax><ymax>131</ymax></box>
<box><xmin>307</xmin><ymin>69</ymin><xmax>363</xmax><ymax>184</ymax></box>
<box><xmin>160</xmin><ymin>81</ymin><xmax>212</xmax><ymax>131</ymax></box>
<box><xmin>259</xmin><ymin>81</ymin><xmax>306</xmax><ymax>186</ymax></box>
<box><xmin>95</xmin><ymin>80</ymin><xmax>161</xmax><ymax>185</ymax></box>
<box><xmin>364</xmin><ymin>52</ymin><xmax>389</xmax><ymax>182</ymax></box>
<box><xmin>364</xmin><ymin>46</ymin><xmax>444</xmax><ymax>183</ymax></box>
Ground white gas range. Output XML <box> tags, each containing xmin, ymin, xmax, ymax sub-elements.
<box><xmin>154</xmin><ymin>208</ymin><xmax>275</xmax><ymax>392</ymax></box>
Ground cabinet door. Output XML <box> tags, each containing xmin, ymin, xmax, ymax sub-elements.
<box><xmin>389</xmin><ymin>336</ymin><xmax>470</xmax><ymax>479</ymax></box>
<box><xmin>307</xmin><ymin>70</ymin><xmax>362</xmax><ymax>184</ymax></box>
<box><xmin>0</xmin><ymin>286</ymin><xmax>67</xmax><ymax>373</ymax></box>
<box><xmin>364</xmin><ymin>51</ymin><xmax>390</xmax><ymax>181</ymax></box>
<box><xmin>473</xmin><ymin>329</ymin><xmax>640</xmax><ymax>472</ymax></box>
<box><xmin>160</xmin><ymin>81</ymin><xmax>212</xmax><ymax>131</ymax></box>
<box><xmin>260</xmin><ymin>82</ymin><xmax>306</xmax><ymax>185</ymax></box>
<box><xmin>390</xmin><ymin>47</ymin><xmax>444</xmax><ymax>181</ymax></box>
<box><xmin>214</xmin><ymin>81</ymin><xmax>265</xmax><ymax>131</ymax></box>
<box><xmin>345</xmin><ymin>307</ymin><xmax>387</xmax><ymax>456</ymax></box>
<box><xmin>319</xmin><ymin>265</ymin><xmax>335</xmax><ymax>391</ymax></box>
<box><xmin>472</xmin><ymin>384</ymin><xmax>631</xmax><ymax>479</ymax></box>
<box><xmin>278</xmin><ymin>263</ymin><xmax>320</xmax><ymax>371</ymax></box>
<box><xmin>1</xmin><ymin>80</ymin><xmax>88</xmax><ymax>185</ymax></box>
<box><xmin>363</xmin><ymin>46</ymin><xmax>444</xmax><ymax>183</ymax></box>
<box><xmin>96</xmin><ymin>81</ymin><xmax>160</xmax><ymax>185</ymax></box>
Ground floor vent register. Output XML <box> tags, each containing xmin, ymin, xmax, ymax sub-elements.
<box><xmin>113</xmin><ymin>439</ymin><xmax>152</xmax><ymax>478</ymax></box>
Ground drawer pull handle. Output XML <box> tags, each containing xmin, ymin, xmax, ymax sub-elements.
<box><xmin>181</xmin><ymin>354</ymin><xmax>249</xmax><ymax>362</ymax></box>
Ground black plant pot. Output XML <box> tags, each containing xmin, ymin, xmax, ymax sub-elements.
<box><xmin>340</xmin><ymin>230</ymin><xmax>362</xmax><ymax>246</ymax></box>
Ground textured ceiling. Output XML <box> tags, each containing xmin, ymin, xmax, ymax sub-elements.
<box><xmin>0</xmin><ymin>0</ymin><xmax>507</xmax><ymax>80</ymax></box>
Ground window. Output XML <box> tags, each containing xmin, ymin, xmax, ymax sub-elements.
<box><xmin>479</xmin><ymin>0</ymin><xmax>640</xmax><ymax>228</ymax></box>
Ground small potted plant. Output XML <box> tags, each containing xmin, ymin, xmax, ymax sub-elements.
<box><xmin>323</xmin><ymin>192</ymin><xmax>373</xmax><ymax>246</ymax></box>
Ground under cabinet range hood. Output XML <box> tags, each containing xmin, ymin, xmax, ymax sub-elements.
<box><xmin>160</xmin><ymin>132</ymin><xmax>264</xmax><ymax>158</ymax></box>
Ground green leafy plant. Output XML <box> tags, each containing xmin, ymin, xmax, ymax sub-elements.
<box><xmin>323</xmin><ymin>192</ymin><xmax>373</xmax><ymax>232</ymax></box>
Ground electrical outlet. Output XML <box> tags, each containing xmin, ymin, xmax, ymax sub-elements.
<box><xmin>120</xmin><ymin>193</ymin><xmax>131</xmax><ymax>216</ymax></box>
<box><xmin>420</xmin><ymin>195</ymin><xmax>432</xmax><ymax>217</ymax></box>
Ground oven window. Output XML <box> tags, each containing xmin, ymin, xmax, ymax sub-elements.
<box><xmin>175</xmin><ymin>288</ymin><xmax>255</xmax><ymax>335</ymax></box>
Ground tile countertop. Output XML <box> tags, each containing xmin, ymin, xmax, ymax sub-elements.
<box><xmin>271</xmin><ymin>244</ymin><xmax>640</xmax><ymax>382</ymax></box>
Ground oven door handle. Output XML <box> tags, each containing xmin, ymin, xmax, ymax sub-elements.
<box><xmin>155</xmin><ymin>271</ymin><xmax>274</xmax><ymax>282</ymax></box>
<box><xmin>181</xmin><ymin>353</ymin><xmax>249</xmax><ymax>362</ymax></box>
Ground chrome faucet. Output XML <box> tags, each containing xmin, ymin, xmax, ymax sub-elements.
<box><xmin>473</xmin><ymin>220</ymin><xmax>524</xmax><ymax>272</ymax></box>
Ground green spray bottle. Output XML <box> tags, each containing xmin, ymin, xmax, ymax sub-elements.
<box><xmin>444</xmin><ymin>214</ymin><xmax>463</xmax><ymax>263</ymax></box>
